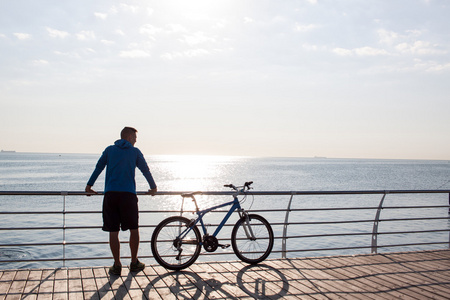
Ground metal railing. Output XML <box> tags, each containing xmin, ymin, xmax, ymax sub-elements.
<box><xmin>0</xmin><ymin>190</ymin><xmax>449</xmax><ymax>269</ymax></box>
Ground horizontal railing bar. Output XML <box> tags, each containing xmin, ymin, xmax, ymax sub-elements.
<box><xmin>378</xmin><ymin>242</ymin><xmax>449</xmax><ymax>248</ymax></box>
<box><xmin>2</xmin><ymin>241</ymin><xmax>448</xmax><ymax>264</ymax></box>
<box><xmin>0</xmin><ymin>251</ymin><xmax>237</xmax><ymax>263</ymax></box>
<box><xmin>3</xmin><ymin>215</ymin><xmax>448</xmax><ymax>231</ymax></box>
<box><xmin>1</xmin><ymin>189</ymin><xmax>449</xmax><ymax>196</ymax></box>
<box><xmin>0</xmin><ymin>223</ymin><xmax>239</xmax><ymax>231</ymax></box>
<box><xmin>2</xmin><ymin>204</ymin><xmax>449</xmax><ymax>215</ymax></box>
<box><xmin>4</xmin><ymin>228</ymin><xmax>448</xmax><ymax>248</ymax></box>
<box><xmin>380</xmin><ymin>217</ymin><xmax>450</xmax><ymax>222</ymax></box>
<box><xmin>279</xmin><ymin>219</ymin><xmax>375</xmax><ymax>225</ymax></box>
<box><xmin>285</xmin><ymin>229</ymin><xmax>450</xmax><ymax>239</ymax></box>
<box><xmin>0</xmin><ymin>226</ymin><xmax>102</xmax><ymax>230</ymax></box>
<box><xmin>379</xmin><ymin>229</ymin><xmax>450</xmax><ymax>235</ymax></box>
<box><xmin>382</xmin><ymin>205</ymin><xmax>450</xmax><ymax>209</ymax></box>
<box><xmin>4</xmin><ymin>243</ymin><xmax>448</xmax><ymax>264</ymax></box>
<box><xmin>0</xmin><ymin>242</ymin><xmax>110</xmax><ymax>247</ymax></box>
<box><xmin>282</xmin><ymin>216</ymin><xmax>450</xmax><ymax>226</ymax></box>
<box><xmin>274</xmin><ymin>242</ymin><xmax>449</xmax><ymax>254</ymax></box>
<box><xmin>2</xmin><ymin>205</ymin><xmax>449</xmax><ymax>215</ymax></box>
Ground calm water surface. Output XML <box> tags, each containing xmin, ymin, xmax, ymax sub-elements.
<box><xmin>0</xmin><ymin>152</ymin><xmax>449</xmax><ymax>269</ymax></box>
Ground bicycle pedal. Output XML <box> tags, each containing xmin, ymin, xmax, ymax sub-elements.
<box><xmin>219</xmin><ymin>244</ymin><xmax>230</xmax><ymax>249</ymax></box>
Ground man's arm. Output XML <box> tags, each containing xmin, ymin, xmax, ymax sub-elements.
<box><xmin>136</xmin><ymin>150</ymin><xmax>157</xmax><ymax>190</ymax></box>
<box><xmin>85</xmin><ymin>149</ymin><xmax>108</xmax><ymax>195</ymax></box>
<box><xmin>85</xmin><ymin>185</ymin><xmax>98</xmax><ymax>194</ymax></box>
<box><xmin>147</xmin><ymin>187</ymin><xmax>158</xmax><ymax>195</ymax></box>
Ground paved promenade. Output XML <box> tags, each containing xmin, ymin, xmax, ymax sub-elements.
<box><xmin>1</xmin><ymin>249</ymin><xmax>450</xmax><ymax>299</ymax></box>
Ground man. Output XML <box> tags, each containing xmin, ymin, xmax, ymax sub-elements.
<box><xmin>85</xmin><ymin>127</ymin><xmax>157</xmax><ymax>276</ymax></box>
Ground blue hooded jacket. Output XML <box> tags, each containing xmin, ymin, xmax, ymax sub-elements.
<box><xmin>87</xmin><ymin>139</ymin><xmax>157</xmax><ymax>193</ymax></box>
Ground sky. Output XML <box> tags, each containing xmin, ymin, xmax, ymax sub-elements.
<box><xmin>1</xmin><ymin>0</ymin><xmax>449</xmax><ymax>160</ymax></box>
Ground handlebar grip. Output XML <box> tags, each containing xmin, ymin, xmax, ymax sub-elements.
<box><xmin>245</xmin><ymin>181</ymin><xmax>253</xmax><ymax>187</ymax></box>
<box><xmin>224</xmin><ymin>184</ymin><xmax>233</xmax><ymax>188</ymax></box>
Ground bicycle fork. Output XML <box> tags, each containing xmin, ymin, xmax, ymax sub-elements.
<box><xmin>239</xmin><ymin>210</ymin><xmax>256</xmax><ymax>241</ymax></box>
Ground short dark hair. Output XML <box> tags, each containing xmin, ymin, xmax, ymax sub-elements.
<box><xmin>121</xmin><ymin>127</ymin><xmax>137</xmax><ymax>139</ymax></box>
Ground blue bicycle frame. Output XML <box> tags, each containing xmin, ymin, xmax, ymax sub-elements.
<box><xmin>178</xmin><ymin>193</ymin><xmax>244</xmax><ymax>244</ymax></box>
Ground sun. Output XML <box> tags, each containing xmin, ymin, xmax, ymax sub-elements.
<box><xmin>160</xmin><ymin>0</ymin><xmax>232</xmax><ymax>21</ymax></box>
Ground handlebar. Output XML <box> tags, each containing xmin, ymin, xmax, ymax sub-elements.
<box><xmin>224</xmin><ymin>181</ymin><xmax>253</xmax><ymax>191</ymax></box>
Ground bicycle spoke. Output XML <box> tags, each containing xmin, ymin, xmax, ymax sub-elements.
<box><xmin>232</xmin><ymin>214</ymin><xmax>274</xmax><ymax>264</ymax></box>
<box><xmin>151</xmin><ymin>216</ymin><xmax>201</xmax><ymax>270</ymax></box>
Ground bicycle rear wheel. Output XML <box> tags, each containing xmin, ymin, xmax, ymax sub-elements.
<box><xmin>231</xmin><ymin>214</ymin><xmax>274</xmax><ymax>264</ymax></box>
<box><xmin>151</xmin><ymin>216</ymin><xmax>201</xmax><ymax>270</ymax></box>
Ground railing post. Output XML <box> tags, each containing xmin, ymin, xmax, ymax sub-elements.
<box><xmin>371</xmin><ymin>192</ymin><xmax>388</xmax><ymax>254</ymax></box>
<box><xmin>282</xmin><ymin>192</ymin><xmax>296</xmax><ymax>258</ymax></box>
<box><xmin>62</xmin><ymin>192</ymin><xmax>68</xmax><ymax>268</ymax></box>
<box><xmin>180</xmin><ymin>196</ymin><xmax>185</xmax><ymax>217</ymax></box>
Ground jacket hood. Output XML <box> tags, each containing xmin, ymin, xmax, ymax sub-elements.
<box><xmin>114</xmin><ymin>139</ymin><xmax>133</xmax><ymax>149</ymax></box>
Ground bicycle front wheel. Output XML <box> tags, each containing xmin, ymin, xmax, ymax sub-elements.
<box><xmin>151</xmin><ymin>216</ymin><xmax>201</xmax><ymax>270</ymax></box>
<box><xmin>231</xmin><ymin>214</ymin><xmax>274</xmax><ymax>264</ymax></box>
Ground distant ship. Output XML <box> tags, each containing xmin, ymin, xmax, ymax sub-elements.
<box><xmin>1</xmin><ymin>150</ymin><xmax>16</xmax><ymax>153</ymax></box>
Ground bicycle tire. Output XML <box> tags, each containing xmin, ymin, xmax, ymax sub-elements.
<box><xmin>151</xmin><ymin>216</ymin><xmax>201</xmax><ymax>270</ymax></box>
<box><xmin>231</xmin><ymin>214</ymin><xmax>274</xmax><ymax>264</ymax></box>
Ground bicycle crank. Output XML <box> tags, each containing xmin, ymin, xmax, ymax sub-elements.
<box><xmin>203</xmin><ymin>234</ymin><xmax>219</xmax><ymax>252</ymax></box>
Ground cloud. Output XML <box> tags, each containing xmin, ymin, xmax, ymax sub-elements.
<box><xmin>46</xmin><ymin>27</ymin><xmax>69</xmax><ymax>39</ymax></box>
<box><xmin>410</xmin><ymin>58</ymin><xmax>450</xmax><ymax>72</ymax></box>
<box><xmin>294</xmin><ymin>23</ymin><xmax>318</xmax><ymax>32</ymax></box>
<box><xmin>119</xmin><ymin>49</ymin><xmax>151</xmax><ymax>58</ymax></box>
<box><xmin>110</xmin><ymin>4</ymin><xmax>139</xmax><ymax>14</ymax></box>
<box><xmin>166</xmin><ymin>24</ymin><xmax>187</xmax><ymax>33</ymax></box>
<box><xmin>180</xmin><ymin>32</ymin><xmax>216</xmax><ymax>46</ymax></box>
<box><xmin>377</xmin><ymin>28</ymin><xmax>445</xmax><ymax>56</ymax></box>
<box><xmin>332</xmin><ymin>47</ymin><xmax>353</xmax><ymax>56</ymax></box>
<box><xmin>396</xmin><ymin>41</ymin><xmax>446</xmax><ymax>55</ymax></box>
<box><xmin>115</xmin><ymin>29</ymin><xmax>125</xmax><ymax>36</ymax></box>
<box><xmin>244</xmin><ymin>17</ymin><xmax>254</xmax><ymax>24</ymax></box>
<box><xmin>354</xmin><ymin>47</ymin><xmax>389</xmax><ymax>56</ymax></box>
<box><xmin>302</xmin><ymin>43</ymin><xmax>323</xmax><ymax>51</ymax></box>
<box><xmin>119</xmin><ymin>3</ymin><xmax>139</xmax><ymax>14</ymax></box>
<box><xmin>333</xmin><ymin>46</ymin><xmax>388</xmax><ymax>56</ymax></box>
<box><xmin>101</xmin><ymin>39</ymin><xmax>115</xmax><ymax>45</ymax></box>
<box><xmin>377</xmin><ymin>29</ymin><xmax>399</xmax><ymax>45</ymax></box>
<box><xmin>94</xmin><ymin>12</ymin><xmax>108</xmax><ymax>20</ymax></box>
<box><xmin>32</xmin><ymin>59</ymin><xmax>49</xmax><ymax>66</ymax></box>
<box><xmin>13</xmin><ymin>33</ymin><xmax>31</xmax><ymax>40</ymax></box>
<box><xmin>140</xmin><ymin>24</ymin><xmax>163</xmax><ymax>37</ymax></box>
<box><xmin>161</xmin><ymin>49</ymin><xmax>210</xmax><ymax>60</ymax></box>
<box><xmin>425</xmin><ymin>62</ymin><xmax>450</xmax><ymax>72</ymax></box>
<box><xmin>76</xmin><ymin>30</ymin><xmax>96</xmax><ymax>41</ymax></box>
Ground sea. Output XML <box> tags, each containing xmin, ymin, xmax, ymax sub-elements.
<box><xmin>0</xmin><ymin>152</ymin><xmax>449</xmax><ymax>270</ymax></box>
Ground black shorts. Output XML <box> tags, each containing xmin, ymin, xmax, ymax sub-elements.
<box><xmin>102</xmin><ymin>192</ymin><xmax>139</xmax><ymax>232</ymax></box>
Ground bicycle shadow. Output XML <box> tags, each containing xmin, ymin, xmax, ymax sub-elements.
<box><xmin>236</xmin><ymin>264</ymin><xmax>289</xmax><ymax>299</ymax></box>
<box><xmin>140</xmin><ymin>264</ymin><xmax>289</xmax><ymax>299</ymax></box>
<box><xmin>101</xmin><ymin>263</ymin><xmax>289</xmax><ymax>299</ymax></box>
<box><xmin>141</xmin><ymin>270</ymin><xmax>236</xmax><ymax>299</ymax></box>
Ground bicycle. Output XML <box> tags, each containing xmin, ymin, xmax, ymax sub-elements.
<box><xmin>151</xmin><ymin>181</ymin><xmax>274</xmax><ymax>270</ymax></box>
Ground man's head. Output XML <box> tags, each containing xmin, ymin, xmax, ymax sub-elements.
<box><xmin>121</xmin><ymin>127</ymin><xmax>137</xmax><ymax>146</ymax></box>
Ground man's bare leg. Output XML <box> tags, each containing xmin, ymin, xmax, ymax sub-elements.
<box><xmin>130</xmin><ymin>229</ymin><xmax>139</xmax><ymax>264</ymax></box>
<box><xmin>109</xmin><ymin>231</ymin><xmax>121</xmax><ymax>266</ymax></box>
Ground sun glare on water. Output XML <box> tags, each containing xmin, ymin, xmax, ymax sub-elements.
<box><xmin>152</xmin><ymin>155</ymin><xmax>239</xmax><ymax>192</ymax></box>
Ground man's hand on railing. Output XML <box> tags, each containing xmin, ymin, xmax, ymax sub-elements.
<box><xmin>147</xmin><ymin>187</ymin><xmax>158</xmax><ymax>196</ymax></box>
<box><xmin>85</xmin><ymin>185</ymin><xmax>98</xmax><ymax>196</ymax></box>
